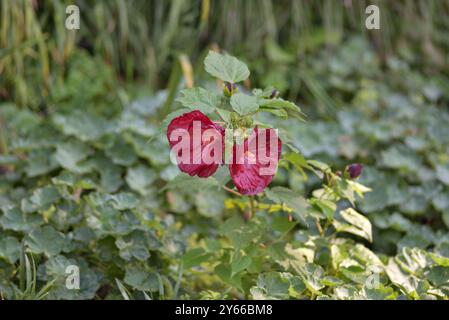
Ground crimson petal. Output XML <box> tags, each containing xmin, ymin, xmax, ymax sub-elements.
<box><xmin>229</xmin><ymin>127</ymin><xmax>282</xmax><ymax>195</ymax></box>
<box><xmin>167</xmin><ymin>110</ymin><xmax>224</xmax><ymax>178</ymax></box>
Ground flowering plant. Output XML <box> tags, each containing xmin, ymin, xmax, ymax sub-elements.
<box><xmin>156</xmin><ymin>52</ymin><xmax>416</xmax><ymax>299</ymax></box>
<box><xmin>163</xmin><ymin>51</ymin><xmax>369</xmax><ymax>218</ymax></box>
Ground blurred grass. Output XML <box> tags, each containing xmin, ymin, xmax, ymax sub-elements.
<box><xmin>0</xmin><ymin>0</ymin><xmax>448</xmax><ymax>110</ymax></box>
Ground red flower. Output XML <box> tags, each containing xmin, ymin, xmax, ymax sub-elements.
<box><xmin>167</xmin><ymin>111</ymin><xmax>282</xmax><ymax>195</ymax></box>
<box><xmin>167</xmin><ymin>110</ymin><xmax>224</xmax><ymax>178</ymax></box>
<box><xmin>229</xmin><ymin>127</ymin><xmax>282</xmax><ymax>195</ymax></box>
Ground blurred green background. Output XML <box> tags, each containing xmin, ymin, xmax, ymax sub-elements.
<box><xmin>2</xmin><ymin>0</ymin><xmax>449</xmax><ymax>109</ymax></box>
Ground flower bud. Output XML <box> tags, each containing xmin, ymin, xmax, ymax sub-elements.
<box><xmin>223</xmin><ymin>82</ymin><xmax>238</xmax><ymax>97</ymax></box>
<box><xmin>230</xmin><ymin>112</ymin><xmax>240</xmax><ymax>127</ymax></box>
<box><xmin>240</xmin><ymin>116</ymin><xmax>254</xmax><ymax>128</ymax></box>
<box><xmin>346</xmin><ymin>163</ymin><xmax>363</xmax><ymax>179</ymax></box>
<box><xmin>269</xmin><ymin>89</ymin><xmax>279</xmax><ymax>99</ymax></box>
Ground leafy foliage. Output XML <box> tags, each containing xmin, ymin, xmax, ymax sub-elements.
<box><xmin>1</xmin><ymin>39</ymin><xmax>448</xmax><ymax>301</ymax></box>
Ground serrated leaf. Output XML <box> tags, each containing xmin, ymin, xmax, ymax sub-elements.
<box><xmin>24</xmin><ymin>149</ymin><xmax>59</xmax><ymax>177</ymax></box>
<box><xmin>333</xmin><ymin>208</ymin><xmax>372</xmax><ymax>242</ymax></box>
<box><xmin>0</xmin><ymin>206</ymin><xmax>44</xmax><ymax>231</ymax></box>
<box><xmin>26</xmin><ymin>226</ymin><xmax>66</xmax><ymax>256</ymax></box>
<box><xmin>52</xmin><ymin>171</ymin><xmax>96</xmax><ymax>190</ymax></box>
<box><xmin>54</xmin><ymin>140</ymin><xmax>91</xmax><ymax>172</ymax></box>
<box><xmin>298</xmin><ymin>263</ymin><xmax>325</xmax><ymax>295</ymax></box>
<box><xmin>182</xmin><ymin>248</ymin><xmax>211</xmax><ymax>269</ymax></box>
<box><xmin>110</xmin><ymin>192</ymin><xmax>139</xmax><ymax>210</ymax></box>
<box><xmin>176</xmin><ymin>87</ymin><xmax>220</xmax><ymax>114</ymax></box>
<box><xmin>21</xmin><ymin>186</ymin><xmax>61</xmax><ymax>213</ymax></box>
<box><xmin>125</xmin><ymin>165</ymin><xmax>157</xmax><ymax>195</ymax></box>
<box><xmin>194</xmin><ymin>188</ymin><xmax>225</xmax><ymax>218</ymax></box>
<box><xmin>0</xmin><ymin>236</ymin><xmax>21</xmax><ymax>264</ymax></box>
<box><xmin>436</xmin><ymin>165</ymin><xmax>449</xmax><ymax>186</ymax></box>
<box><xmin>259</xmin><ymin>98</ymin><xmax>304</xmax><ymax>120</ymax></box>
<box><xmin>162</xmin><ymin>173</ymin><xmax>218</xmax><ymax>191</ymax></box>
<box><xmin>204</xmin><ymin>51</ymin><xmax>250</xmax><ymax>83</ymax></box>
<box><xmin>427</xmin><ymin>266</ymin><xmax>449</xmax><ymax>287</ymax></box>
<box><xmin>105</xmin><ymin>137</ymin><xmax>137</xmax><ymax>166</ymax></box>
<box><xmin>89</xmin><ymin>156</ymin><xmax>123</xmax><ymax>193</ymax></box>
<box><xmin>53</xmin><ymin>111</ymin><xmax>111</xmax><ymax>142</ymax></box>
<box><xmin>230</xmin><ymin>93</ymin><xmax>259</xmax><ymax>115</ymax></box>
<box><xmin>231</xmin><ymin>255</ymin><xmax>252</xmax><ymax>275</ymax></box>
<box><xmin>265</xmin><ymin>187</ymin><xmax>308</xmax><ymax>222</ymax></box>
<box><xmin>124</xmin><ymin>266</ymin><xmax>159</xmax><ymax>292</ymax></box>
<box><xmin>272</xmin><ymin>215</ymin><xmax>297</xmax><ymax>233</ymax></box>
<box><xmin>250</xmin><ymin>272</ymin><xmax>290</xmax><ymax>300</ymax></box>
<box><xmin>115</xmin><ymin>232</ymin><xmax>151</xmax><ymax>262</ymax></box>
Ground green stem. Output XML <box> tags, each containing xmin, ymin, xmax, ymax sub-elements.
<box><xmin>248</xmin><ymin>196</ymin><xmax>256</xmax><ymax>219</ymax></box>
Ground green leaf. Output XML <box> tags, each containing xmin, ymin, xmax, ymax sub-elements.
<box><xmin>125</xmin><ymin>165</ymin><xmax>157</xmax><ymax>195</ymax></box>
<box><xmin>110</xmin><ymin>192</ymin><xmax>139</xmax><ymax>210</ymax></box>
<box><xmin>363</xmin><ymin>285</ymin><xmax>398</xmax><ymax>300</ymax></box>
<box><xmin>250</xmin><ymin>272</ymin><xmax>290</xmax><ymax>300</ymax></box>
<box><xmin>230</xmin><ymin>93</ymin><xmax>259</xmax><ymax>115</ymax></box>
<box><xmin>52</xmin><ymin>171</ymin><xmax>96</xmax><ymax>190</ymax></box>
<box><xmin>231</xmin><ymin>255</ymin><xmax>252</xmax><ymax>275</ymax></box>
<box><xmin>265</xmin><ymin>187</ymin><xmax>309</xmax><ymax>222</ymax></box>
<box><xmin>176</xmin><ymin>87</ymin><xmax>221</xmax><ymax>114</ymax></box>
<box><xmin>259</xmin><ymin>98</ymin><xmax>304</xmax><ymax>120</ymax></box>
<box><xmin>282</xmin><ymin>152</ymin><xmax>310</xmax><ymax>178</ymax></box>
<box><xmin>105</xmin><ymin>137</ymin><xmax>137</xmax><ymax>166</ymax></box>
<box><xmin>194</xmin><ymin>189</ymin><xmax>225</xmax><ymax>218</ymax></box>
<box><xmin>21</xmin><ymin>186</ymin><xmax>61</xmax><ymax>213</ymax></box>
<box><xmin>53</xmin><ymin>111</ymin><xmax>111</xmax><ymax>142</ymax></box>
<box><xmin>272</xmin><ymin>215</ymin><xmax>297</xmax><ymax>233</ymax></box>
<box><xmin>219</xmin><ymin>216</ymin><xmax>266</xmax><ymax>249</ymax></box>
<box><xmin>436</xmin><ymin>165</ymin><xmax>449</xmax><ymax>186</ymax></box>
<box><xmin>54</xmin><ymin>140</ymin><xmax>91</xmax><ymax>172</ymax></box>
<box><xmin>162</xmin><ymin>173</ymin><xmax>218</xmax><ymax>191</ymax></box>
<box><xmin>24</xmin><ymin>149</ymin><xmax>59</xmax><ymax>177</ymax></box>
<box><xmin>259</xmin><ymin>106</ymin><xmax>288</xmax><ymax>118</ymax></box>
<box><xmin>312</xmin><ymin>198</ymin><xmax>337</xmax><ymax>219</ymax></box>
<box><xmin>0</xmin><ymin>236</ymin><xmax>21</xmax><ymax>264</ymax></box>
<box><xmin>0</xmin><ymin>206</ymin><xmax>44</xmax><ymax>231</ymax></box>
<box><xmin>204</xmin><ymin>51</ymin><xmax>250</xmax><ymax>83</ymax></box>
<box><xmin>216</xmin><ymin>108</ymin><xmax>231</xmax><ymax>123</ymax></box>
<box><xmin>333</xmin><ymin>208</ymin><xmax>372</xmax><ymax>242</ymax></box>
<box><xmin>427</xmin><ymin>266</ymin><xmax>449</xmax><ymax>287</ymax></box>
<box><xmin>124</xmin><ymin>266</ymin><xmax>159</xmax><ymax>292</ymax></box>
<box><xmin>182</xmin><ymin>248</ymin><xmax>211</xmax><ymax>269</ymax></box>
<box><xmin>298</xmin><ymin>263</ymin><xmax>325</xmax><ymax>295</ymax></box>
<box><xmin>89</xmin><ymin>156</ymin><xmax>123</xmax><ymax>193</ymax></box>
<box><xmin>115</xmin><ymin>232</ymin><xmax>151</xmax><ymax>262</ymax></box>
<box><xmin>26</xmin><ymin>226</ymin><xmax>66</xmax><ymax>256</ymax></box>
<box><xmin>385</xmin><ymin>258</ymin><xmax>417</xmax><ymax>295</ymax></box>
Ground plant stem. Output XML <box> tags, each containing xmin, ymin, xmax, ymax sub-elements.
<box><xmin>223</xmin><ymin>185</ymin><xmax>242</xmax><ymax>197</ymax></box>
<box><xmin>248</xmin><ymin>196</ymin><xmax>256</xmax><ymax>219</ymax></box>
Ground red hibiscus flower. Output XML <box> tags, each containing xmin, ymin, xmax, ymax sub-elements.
<box><xmin>167</xmin><ymin>111</ymin><xmax>282</xmax><ymax>194</ymax></box>
<box><xmin>229</xmin><ymin>127</ymin><xmax>282</xmax><ymax>195</ymax></box>
<box><xmin>167</xmin><ymin>110</ymin><xmax>225</xmax><ymax>178</ymax></box>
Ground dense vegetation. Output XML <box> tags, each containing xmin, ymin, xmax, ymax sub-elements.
<box><xmin>1</xmin><ymin>0</ymin><xmax>449</xmax><ymax>300</ymax></box>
